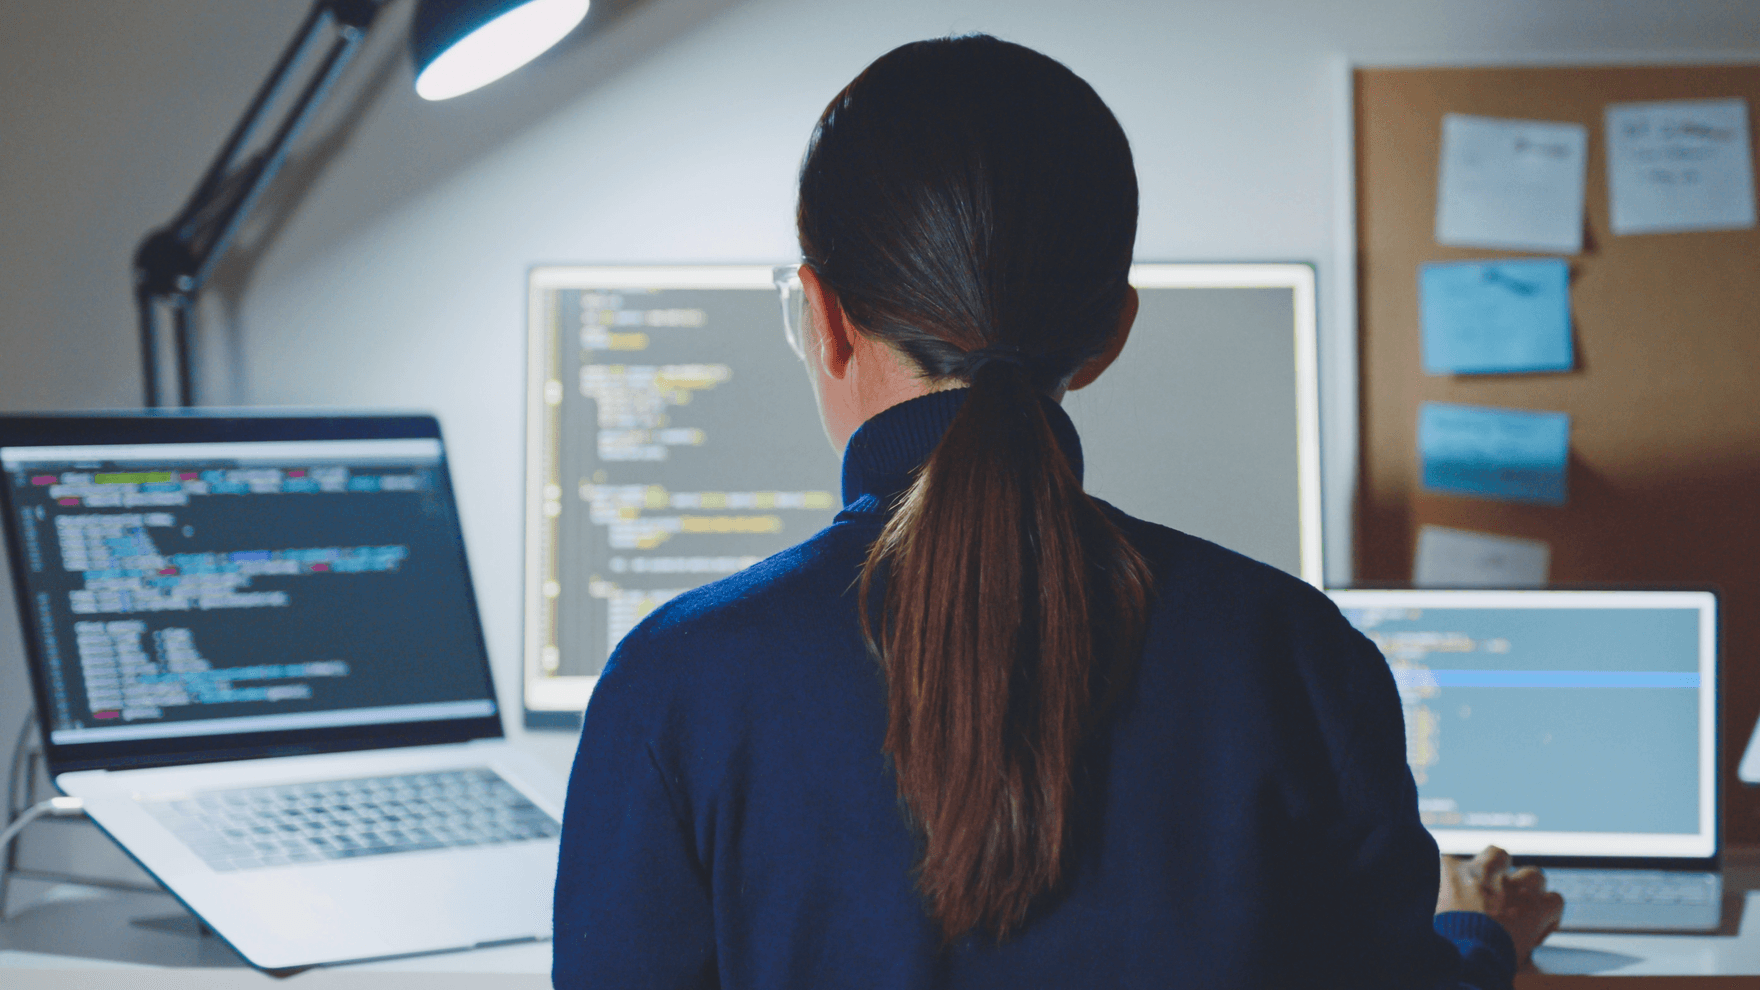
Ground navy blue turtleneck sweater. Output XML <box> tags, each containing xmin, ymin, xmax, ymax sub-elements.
<box><xmin>553</xmin><ymin>391</ymin><xmax>1516</xmax><ymax>989</ymax></box>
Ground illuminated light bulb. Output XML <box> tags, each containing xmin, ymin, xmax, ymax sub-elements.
<box><xmin>415</xmin><ymin>0</ymin><xmax>590</xmax><ymax>102</ymax></box>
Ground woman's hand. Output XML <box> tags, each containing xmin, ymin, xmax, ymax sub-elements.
<box><xmin>1436</xmin><ymin>845</ymin><xmax>1566</xmax><ymax>965</ymax></box>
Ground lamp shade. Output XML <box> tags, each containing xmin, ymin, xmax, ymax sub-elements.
<box><xmin>411</xmin><ymin>0</ymin><xmax>590</xmax><ymax>101</ymax></box>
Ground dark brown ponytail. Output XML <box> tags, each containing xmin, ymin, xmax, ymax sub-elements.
<box><xmin>798</xmin><ymin>36</ymin><xmax>1153</xmax><ymax>941</ymax></box>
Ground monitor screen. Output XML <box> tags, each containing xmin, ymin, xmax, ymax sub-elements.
<box><xmin>2</xmin><ymin>438</ymin><xmax>498</xmax><ymax>748</ymax></box>
<box><xmin>1330</xmin><ymin>589</ymin><xmax>1716</xmax><ymax>859</ymax></box>
<box><xmin>523</xmin><ymin>268</ymin><xmax>843</xmax><ymax>716</ymax></box>
<box><xmin>522</xmin><ymin>264</ymin><xmax>1321</xmax><ymax>723</ymax></box>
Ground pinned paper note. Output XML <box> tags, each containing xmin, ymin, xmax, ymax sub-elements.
<box><xmin>1436</xmin><ymin>114</ymin><xmax>1588</xmax><ymax>254</ymax></box>
<box><xmin>1420</xmin><ymin>259</ymin><xmax>1573</xmax><ymax>375</ymax></box>
<box><xmin>1419</xmin><ymin>402</ymin><xmax>1570</xmax><ymax>506</ymax></box>
<box><xmin>1414</xmin><ymin>525</ymin><xmax>1550</xmax><ymax>588</ymax></box>
<box><xmin>1606</xmin><ymin>98</ymin><xmax>1757</xmax><ymax>235</ymax></box>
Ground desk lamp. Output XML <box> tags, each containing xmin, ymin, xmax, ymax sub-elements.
<box><xmin>131</xmin><ymin>0</ymin><xmax>591</xmax><ymax>408</ymax></box>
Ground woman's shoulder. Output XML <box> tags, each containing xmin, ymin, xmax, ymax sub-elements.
<box><xmin>1099</xmin><ymin>501</ymin><xmax>1333</xmax><ymax>616</ymax></box>
<box><xmin>1101</xmin><ymin>501</ymin><xmax>1383</xmax><ymax>683</ymax></box>
<box><xmin>590</xmin><ymin>519</ymin><xmax>873</xmax><ymax>702</ymax></box>
<box><xmin>1106</xmin><ymin>504</ymin><xmax>1402</xmax><ymax>777</ymax></box>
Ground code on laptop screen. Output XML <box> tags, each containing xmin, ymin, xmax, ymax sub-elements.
<box><xmin>1332</xmin><ymin>590</ymin><xmax>1715</xmax><ymax>859</ymax></box>
<box><xmin>2</xmin><ymin>439</ymin><xmax>497</xmax><ymax>745</ymax></box>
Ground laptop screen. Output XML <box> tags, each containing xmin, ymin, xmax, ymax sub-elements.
<box><xmin>2</xmin><ymin>434</ymin><xmax>498</xmax><ymax>756</ymax></box>
<box><xmin>1329</xmin><ymin>589</ymin><xmax>1716</xmax><ymax>860</ymax></box>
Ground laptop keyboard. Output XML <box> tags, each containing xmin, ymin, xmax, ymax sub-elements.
<box><xmin>140</xmin><ymin>767</ymin><xmax>560</xmax><ymax>872</ymax></box>
<box><xmin>1546</xmin><ymin>868</ymin><xmax>1720</xmax><ymax>906</ymax></box>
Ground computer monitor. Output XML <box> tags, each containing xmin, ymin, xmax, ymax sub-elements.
<box><xmin>0</xmin><ymin>415</ymin><xmax>501</xmax><ymax>772</ymax></box>
<box><xmin>1329</xmin><ymin>589</ymin><xmax>1717</xmax><ymax>860</ymax></box>
<box><xmin>522</xmin><ymin>264</ymin><xmax>1321</xmax><ymax>726</ymax></box>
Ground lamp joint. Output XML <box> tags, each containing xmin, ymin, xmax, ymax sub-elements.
<box><xmin>327</xmin><ymin>0</ymin><xmax>384</xmax><ymax>30</ymax></box>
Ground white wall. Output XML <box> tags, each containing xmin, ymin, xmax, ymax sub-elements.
<box><xmin>234</xmin><ymin>0</ymin><xmax>1760</xmax><ymax>747</ymax></box>
<box><xmin>0</xmin><ymin>0</ymin><xmax>319</xmax><ymax>891</ymax></box>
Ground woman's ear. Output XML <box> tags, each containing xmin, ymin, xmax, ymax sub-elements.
<box><xmin>799</xmin><ymin>264</ymin><xmax>857</xmax><ymax>380</ymax></box>
<box><xmin>1066</xmin><ymin>287</ymin><xmax>1137</xmax><ymax>392</ymax></box>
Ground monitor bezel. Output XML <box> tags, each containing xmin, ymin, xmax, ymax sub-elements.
<box><xmin>0</xmin><ymin>411</ymin><xmax>504</xmax><ymax>776</ymax></box>
<box><xmin>1328</xmin><ymin>587</ymin><xmax>1720</xmax><ymax>867</ymax></box>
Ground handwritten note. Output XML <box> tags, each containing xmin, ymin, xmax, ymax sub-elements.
<box><xmin>1414</xmin><ymin>525</ymin><xmax>1550</xmax><ymax>588</ymax></box>
<box><xmin>1436</xmin><ymin>114</ymin><xmax>1588</xmax><ymax>254</ymax></box>
<box><xmin>1419</xmin><ymin>403</ymin><xmax>1570</xmax><ymax>506</ymax></box>
<box><xmin>1606</xmin><ymin>98</ymin><xmax>1756</xmax><ymax>235</ymax></box>
<box><xmin>1420</xmin><ymin>259</ymin><xmax>1573</xmax><ymax>375</ymax></box>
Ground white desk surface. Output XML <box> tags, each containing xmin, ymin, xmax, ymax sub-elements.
<box><xmin>7</xmin><ymin>849</ymin><xmax>1760</xmax><ymax>985</ymax></box>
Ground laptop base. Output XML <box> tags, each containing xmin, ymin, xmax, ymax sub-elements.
<box><xmin>1551</xmin><ymin>868</ymin><xmax>1723</xmax><ymax>933</ymax></box>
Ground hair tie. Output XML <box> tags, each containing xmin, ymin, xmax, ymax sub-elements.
<box><xmin>957</xmin><ymin>343</ymin><xmax>1031</xmax><ymax>379</ymax></box>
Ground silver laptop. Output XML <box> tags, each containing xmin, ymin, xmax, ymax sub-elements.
<box><xmin>1330</xmin><ymin>588</ymin><xmax>1720</xmax><ymax>933</ymax></box>
<box><xmin>0</xmin><ymin>413</ymin><xmax>564</xmax><ymax>971</ymax></box>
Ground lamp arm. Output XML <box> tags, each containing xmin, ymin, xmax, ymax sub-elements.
<box><xmin>132</xmin><ymin>0</ymin><xmax>390</xmax><ymax>407</ymax></box>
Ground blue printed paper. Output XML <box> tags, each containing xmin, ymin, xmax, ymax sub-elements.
<box><xmin>1419</xmin><ymin>403</ymin><xmax>1570</xmax><ymax>506</ymax></box>
<box><xmin>1420</xmin><ymin>259</ymin><xmax>1574</xmax><ymax>375</ymax></box>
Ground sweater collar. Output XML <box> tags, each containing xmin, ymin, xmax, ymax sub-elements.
<box><xmin>838</xmin><ymin>389</ymin><xmax>1086</xmax><ymax>514</ymax></box>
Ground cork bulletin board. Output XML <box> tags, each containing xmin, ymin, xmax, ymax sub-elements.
<box><xmin>1353</xmin><ymin>65</ymin><xmax>1760</xmax><ymax>842</ymax></box>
